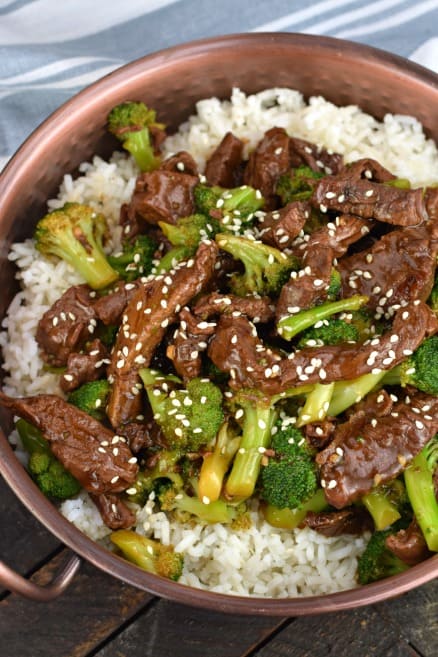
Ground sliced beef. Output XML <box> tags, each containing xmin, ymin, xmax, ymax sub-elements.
<box><xmin>425</xmin><ymin>186</ymin><xmax>438</xmax><ymax>222</ymax></box>
<box><xmin>303</xmin><ymin>508</ymin><xmax>373</xmax><ymax>537</ymax></box>
<box><xmin>107</xmin><ymin>241</ymin><xmax>218</xmax><ymax>427</ymax></box>
<box><xmin>243</xmin><ymin>127</ymin><xmax>291</xmax><ymax>209</ymax></box>
<box><xmin>194</xmin><ymin>292</ymin><xmax>275</xmax><ymax>323</ymax></box>
<box><xmin>304</xmin><ymin>419</ymin><xmax>336</xmax><ymax>450</ymax></box>
<box><xmin>118</xmin><ymin>420</ymin><xmax>160</xmax><ymax>454</ymax></box>
<box><xmin>125</xmin><ymin>169</ymin><xmax>198</xmax><ymax>227</ymax></box>
<box><xmin>94</xmin><ymin>280</ymin><xmax>142</xmax><ymax>326</ymax></box>
<box><xmin>289</xmin><ymin>137</ymin><xmax>343</xmax><ymax>175</ymax></box>
<box><xmin>339</xmin><ymin>223</ymin><xmax>438</xmax><ymax>312</ymax></box>
<box><xmin>258</xmin><ymin>201</ymin><xmax>310</xmax><ymax>249</ymax></box>
<box><xmin>316</xmin><ymin>391</ymin><xmax>438</xmax><ymax>508</ymax></box>
<box><xmin>149</xmin><ymin>125</ymin><xmax>167</xmax><ymax>154</ymax></box>
<box><xmin>276</xmin><ymin>244</ymin><xmax>333</xmax><ymax>321</ymax></box>
<box><xmin>0</xmin><ymin>392</ymin><xmax>138</xmax><ymax>494</ymax></box>
<box><xmin>205</xmin><ymin>132</ymin><xmax>244</xmax><ymax>187</ymax></box>
<box><xmin>304</xmin><ymin>214</ymin><xmax>371</xmax><ymax>258</ymax></box>
<box><xmin>167</xmin><ymin>307</ymin><xmax>216</xmax><ymax>381</ymax></box>
<box><xmin>36</xmin><ymin>284</ymin><xmax>97</xmax><ymax>366</ymax></box>
<box><xmin>160</xmin><ymin>151</ymin><xmax>198</xmax><ymax>176</ymax></box>
<box><xmin>60</xmin><ymin>339</ymin><xmax>110</xmax><ymax>393</ymax></box>
<box><xmin>208</xmin><ymin>301</ymin><xmax>438</xmax><ymax>395</ymax></box>
<box><xmin>385</xmin><ymin>518</ymin><xmax>431</xmax><ymax>566</ymax></box>
<box><xmin>311</xmin><ymin>159</ymin><xmax>427</xmax><ymax>226</ymax></box>
<box><xmin>90</xmin><ymin>493</ymin><xmax>136</xmax><ymax>530</ymax></box>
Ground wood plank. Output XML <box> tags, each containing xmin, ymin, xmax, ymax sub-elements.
<box><xmin>248</xmin><ymin>604</ymin><xmax>421</xmax><ymax>657</ymax></box>
<box><xmin>94</xmin><ymin>598</ymin><xmax>288</xmax><ymax>657</ymax></box>
<box><xmin>380</xmin><ymin>579</ymin><xmax>438</xmax><ymax>657</ymax></box>
<box><xmin>0</xmin><ymin>549</ymin><xmax>154</xmax><ymax>657</ymax></box>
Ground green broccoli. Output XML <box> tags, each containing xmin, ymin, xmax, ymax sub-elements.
<box><xmin>28</xmin><ymin>451</ymin><xmax>81</xmax><ymax>499</ymax></box>
<box><xmin>276</xmin><ymin>166</ymin><xmax>324</xmax><ymax>204</ymax></box>
<box><xmin>108</xmin><ymin>235</ymin><xmax>156</xmax><ymax>281</ymax></box>
<box><xmin>326</xmin><ymin>269</ymin><xmax>341</xmax><ymax>301</ymax></box>
<box><xmin>67</xmin><ymin>380</ymin><xmax>111</xmax><ymax>421</ymax></box>
<box><xmin>215</xmin><ymin>233</ymin><xmax>299</xmax><ymax>297</ymax></box>
<box><xmin>428</xmin><ymin>274</ymin><xmax>438</xmax><ymax>313</ymax></box>
<box><xmin>139</xmin><ymin>369</ymin><xmax>224</xmax><ymax>452</ymax></box>
<box><xmin>297</xmin><ymin>318</ymin><xmax>360</xmax><ymax>348</ymax></box>
<box><xmin>404</xmin><ymin>434</ymin><xmax>438</xmax><ymax>552</ymax></box>
<box><xmin>107</xmin><ymin>101</ymin><xmax>163</xmax><ymax>171</ymax></box>
<box><xmin>259</xmin><ymin>423</ymin><xmax>318</xmax><ymax>509</ymax></box>
<box><xmin>110</xmin><ymin>530</ymin><xmax>184</xmax><ymax>581</ymax></box>
<box><xmin>126</xmin><ymin>450</ymin><xmax>184</xmax><ymax>506</ymax></box>
<box><xmin>362</xmin><ymin>479</ymin><xmax>409</xmax><ymax>531</ymax></box>
<box><xmin>262</xmin><ymin>488</ymin><xmax>328</xmax><ymax>529</ymax></box>
<box><xmin>357</xmin><ymin>526</ymin><xmax>410</xmax><ymax>585</ymax></box>
<box><xmin>297</xmin><ymin>382</ymin><xmax>335</xmax><ymax>426</ymax></box>
<box><xmin>194</xmin><ymin>183</ymin><xmax>264</xmax><ymax>224</ymax></box>
<box><xmin>155</xmin><ymin>245</ymin><xmax>194</xmax><ymax>273</ymax></box>
<box><xmin>34</xmin><ymin>202</ymin><xmax>119</xmax><ymax>290</ymax></box>
<box><xmin>198</xmin><ymin>421</ymin><xmax>241</xmax><ymax>502</ymax></box>
<box><xmin>158</xmin><ymin>483</ymin><xmax>237</xmax><ymax>524</ymax></box>
<box><xmin>158</xmin><ymin>213</ymin><xmax>220</xmax><ymax>249</ymax></box>
<box><xmin>224</xmin><ymin>386</ymin><xmax>311</xmax><ymax>499</ymax></box>
<box><xmin>388</xmin><ymin>335</ymin><xmax>438</xmax><ymax>395</ymax></box>
<box><xmin>277</xmin><ymin>295</ymin><xmax>368</xmax><ymax>341</ymax></box>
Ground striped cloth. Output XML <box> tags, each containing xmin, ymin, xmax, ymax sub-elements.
<box><xmin>1</xmin><ymin>0</ymin><xmax>437</xmax><ymax>169</ymax></box>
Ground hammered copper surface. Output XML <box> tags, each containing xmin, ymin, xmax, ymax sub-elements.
<box><xmin>0</xmin><ymin>33</ymin><xmax>437</xmax><ymax>614</ymax></box>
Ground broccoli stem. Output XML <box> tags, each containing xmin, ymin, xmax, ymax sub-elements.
<box><xmin>327</xmin><ymin>370</ymin><xmax>387</xmax><ymax>416</ymax></box>
<box><xmin>262</xmin><ymin>488</ymin><xmax>328</xmax><ymax>529</ymax></box>
<box><xmin>362</xmin><ymin>490</ymin><xmax>401</xmax><ymax>531</ymax></box>
<box><xmin>404</xmin><ymin>445</ymin><xmax>438</xmax><ymax>552</ymax></box>
<box><xmin>156</xmin><ymin>245</ymin><xmax>195</xmax><ymax>273</ymax></box>
<box><xmin>198</xmin><ymin>422</ymin><xmax>241</xmax><ymax>502</ymax></box>
<box><xmin>297</xmin><ymin>382</ymin><xmax>335</xmax><ymax>427</ymax></box>
<box><xmin>277</xmin><ymin>295</ymin><xmax>368</xmax><ymax>341</ymax></box>
<box><xmin>123</xmin><ymin>129</ymin><xmax>159</xmax><ymax>172</ymax></box>
<box><xmin>174</xmin><ymin>491</ymin><xmax>237</xmax><ymax>524</ymax></box>
<box><xmin>225</xmin><ymin>404</ymin><xmax>276</xmax><ymax>499</ymax></box>
<box><xmin>110</xmin><ymin>530</ymin><xmax>183</xmax><ymax>580</ymax></box>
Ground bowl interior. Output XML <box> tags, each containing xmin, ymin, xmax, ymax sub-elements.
<box><xmin>0</xmin><ymin>33</ymin><xmax>437</xmax><ymax>614</ymax></box>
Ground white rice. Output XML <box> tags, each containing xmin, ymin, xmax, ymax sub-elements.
<box><xmin>2</xmin><ymin>87</ymin><xmax>438</xmax><ymax>597</ymax></box>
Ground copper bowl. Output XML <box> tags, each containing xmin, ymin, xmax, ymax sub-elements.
<box><xmin>0</xmin><ymin>33</ymin><xmax>437</xmax><ymax>614</ymax></box>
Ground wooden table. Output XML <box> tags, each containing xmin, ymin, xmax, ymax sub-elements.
<box><xmin>1</xmin><ymin>475</ymin><xmax>436</xmax><ymax>657</ymax></box>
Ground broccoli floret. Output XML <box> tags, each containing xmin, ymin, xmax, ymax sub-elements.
<box><xmin>357</xmin><ymin>527</ymin><xmax>410</xmax><ymax>585</ymax></box>
<box><xmin>28</xmin><ymin>452</ymin><xmax>81</xmax><ymax>499</ymax></box>
<box><xmin>346</xmin><ymin>308</ymin><xmax>387</xmax><ymax>341</ymax></box>
<box><xmin>108</xmin><ymin>235</ymin><xmax>156</xmax><ymax>281</ymax></box>
<box><xmin>194</xmin><ymin>183</ymin><xmax>264</xmax><ymax>221</ymax></box>
<box><xmin>326</xmin><ymin>269</ymin><xmax>341</xmax><ymax>301</ymax></box>
<box><xmin>260</xmin><ymin>423</ymin><xmax>318</xmax><ymax>509</ymax></box>
<box><xmin>276</xmin><ymin>166</ymin><xmax>324</xmax><ymax>204</ymax></box>
<box><xmin>139</xmin><ymin>369</ymin><xmax>224</xmax><ymax>452</ymax></box>
<box><xmin>224</xmin><ymin>386</ymin><xmax>311</xmax><ymax>499</ymax></box>
<box><xmin>158</xmin><ymin>484</ymin><xmax>237</xmax><ymax>524</ymax></box>
<box><xmin>397</xmin><ymin>335</ymin><xmax>438</xmax><ymax>395</ymax></box>
<box><xmin>110</xmin><ymin>530</ymin><xmax>183</xmax><ymax>581</ymax></box>
<box><xmin>404</xmin><ymin>434</ymin><xmax>438</xmax><ymax>552</ymax></box>
<box><xmin>215</xmin><ymin>233</ymin><xmax>298</xmax><ymax>297</ymax></box>
<box><xmin>158</xmin><ymin>213</ymin><xmax>220</xmax><ymax>249</ymax></box>
<box><xmin>107</xmin><ymin>101</ymin><xmax>163</xmax><ymax>171</ymax></box>
<box><xmin>67</xmin><ymin>380</ymin><xmax>110</xmax><ymax>421</ymax></box>
<box><xmin>297</xmin><ymin>318</ymin><xmax>359</xmax><ymax>348</ymax></box>
<box><xmin>34</xmin><ymin>202</ymin><xmax>119</xmax><ymax>290</ymax></box>
<box><xmin>126</xmin><ymin>450</ymin><xmax>184</xmax><ymax>506</ymax></box>
<box><xmin>362</xmin><ymin>479</ymin><xmax>409</xmax><ymax>531</ymax></box>
<box><xmin>278</xmin><ymin>295</ymin><xmax>368</xmax><ymax>341</ymax></box>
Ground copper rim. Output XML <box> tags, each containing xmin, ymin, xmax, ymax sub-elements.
<box><xmin>0</xmin><ymin>33</ymin><xmax>437</xmax><ymax>614</ymax></box>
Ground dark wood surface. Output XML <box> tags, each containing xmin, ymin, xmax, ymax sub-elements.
<box><xmin>1</xmin><ymin>475</ymin><xmax>437</xmax><ymax>657</ymax></box>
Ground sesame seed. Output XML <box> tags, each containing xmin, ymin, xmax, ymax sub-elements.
<box><xmin>365</xmin><ymin>189</ymin><xmax>374</xmax><ymax>197</ymax></box>
<box><xmin>415</xmin><ymin>420</ymin><xmax>424</xmax><ymax>430</ymax></box>
<box><xmin>110</xmin><ymin>476</ymin><xmax>119</xmax><ymax>484</ymax></box>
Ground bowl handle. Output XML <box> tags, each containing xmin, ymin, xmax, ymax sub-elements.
<box><xmin>0</xmin><ymin>552</ymin><xmax>81</xmax><ymax>601</ymax></box>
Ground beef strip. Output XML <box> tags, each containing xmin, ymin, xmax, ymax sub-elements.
<box><xmin>258</xmin><ymin>201</ymin><xmax>310</xmax><ymax>249</ymax></box>
<box><xmin>194</xmin><ymin>291</ymin><xmax>275</xmax><ymax>323</ymax></box>
<box><xmin>339</xmin><ymin>223</ymin><xmax>438</xmax><ymax>312</ymax></box>
<box><xmin>160</xmin><ymin>151</ymin><xmax>199</xmax><ymax>176</ymax></box>
<box><xmin>425</xmin><ymin>187</ymin><xmax>438</xmax><ymax>222</ymax></box>
<box><xmin>124</xmin><ymin>169</ymin><xmax>199</xmax><ymax>227</ymax></box>
<box><xmin>316</xmin><ymin>391</ymin><xmax>438</xmax><ymax>508</ymax></box>
<box><xmin>303</xmin><ymin>214</ymin><xmax>371</xmax><ymax>258</ymax></box>
<box><xmin>304</xmin><ymin>419</ymin><xmax>336</xmax><ymax>450</ymax></box>
<box><xmin>208</xmin><ymin>301</ymin><xmax>438</xmax><ymax>395</ymax></box>
<box><xmin>36</xmin><ymin>284</ymin><xmax>97</xmax><ymax>366</ymax></box>
<box><xmin>60</xmin><ymin>339</ymin><xmax>110</xmax><ymax>393</ymax></box>
<box><xmin>303</xmin><ymin>508</ymin><xmax>373</xmax><ymax>537</ymax></box>
<box><xmin>90</xmin><ymin>493</ymin><xmax>136</xmax><ymax>530</ymax></box>
<box><xmin>385</xmin><ymin>518</ymin><xmax>431</xmax><ymax>566</ymax></box>
<box><xmin>311</xmin><ymin>159</ymin><xmax>427</xmax><ymax>226</ymax></box>
<box><xmin>94</xmin><ymin>280</ymin><xmax>143</xmax><ymax>326</ymax></box>
<box><xmin>243</xmin><ymin>127</ymin><xmax>291</xmax><ymax>209</ymax></box>
<box><xmin>107</xmin><ymin>241</ymin><xmax>218</xmax><ymax>427</ymax></box>
<box><xmin>0</xmin><ymin>392</ymin><xmax>138</xmax><ymax>494</ymax></box>
<box><xmin>288</xmin><ymin>137</ymin><xmax>343</xmax><ymax>175</ymax></box>
<box><xmin>276</xmin><ymin>243</ymin><xmax>333</xmax><ymax>321</ymax></box>
<box><xmin>205</xmin><ymin>132</ymin><xmax>244</xmax><ymax>187</ymax></box>
<box><xmin>118</xmin><ymin>419</ymin><xmax>164</xmax><ymax>454</ymax></box>
<box><xmin>167</xmin><ymin>307</ymin><xmax>216</xmax><ymax>381</ymax></box>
